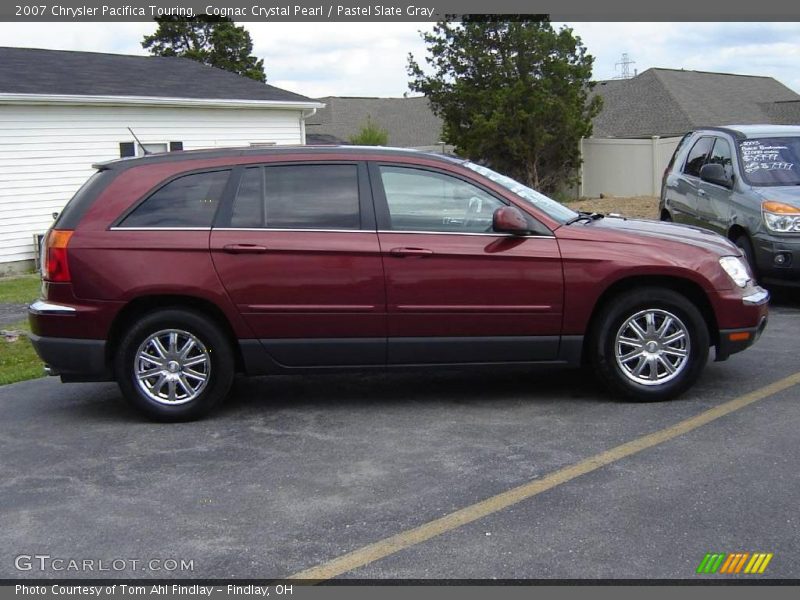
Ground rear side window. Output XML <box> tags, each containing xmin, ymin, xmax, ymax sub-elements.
<box><xmin>229</xmin><ymin>164</ymin><xmax>360</xmax><ymax>230</ymax></box>
<box><xmin>665</xmin><ymin>132</ymin><xmax>691</xmax><ymax>174</ymax></box>
<box><xmin>682</xmin><ymin>137</ymin><xmax>714</xmax><ymax>177</ymax></box>
<box><xmin>119</xmin><ymin>170</ymin><xmax>230</xmax><ymax>228</ymax></box>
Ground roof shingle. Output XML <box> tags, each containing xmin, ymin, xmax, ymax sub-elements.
<box><xmin>592</xmin><ymin>68</ymin><xmax>800</xmax><ymax>138</ymax></box>
<box><xmin>0</xmin><ymin>46</ymin><xmax>314</xmax><ymax>103</ymax></box>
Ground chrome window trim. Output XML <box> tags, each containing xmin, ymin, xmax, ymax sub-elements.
<box><xmin>29</xmin><ymin>300</ymin><xmax>77</xmax><ymax>314</ymax></box>
<box><xmin>377</xmin><ymin>229</ymin><xmax>556</xmax><ymax>239</ymax></box>
<box><xmin>213</xmin><ymin>227</ymin><xmax>555</xmax><ymax>238</ymax></box>
<box><xmin>110</xmin><ymin>227</ymin><xmax>212</xmax><ymax>231</ymax></box>
<box><xmin>213</xmin><ymin>227</ymin><xmax>369</xmax><ymax>233</ymax></box>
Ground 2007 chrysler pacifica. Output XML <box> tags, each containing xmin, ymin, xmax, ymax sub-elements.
<box><xmin>29</xmin><ymin>146</ymin><xmax>769</xmax><ymax>421</ymax></box>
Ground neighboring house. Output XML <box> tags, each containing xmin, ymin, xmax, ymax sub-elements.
<box><xmin>305</xmin><ymin>96</ymin><xmax>450</xmax><ymax>152</ymax></box>
<box><xmin>0</xmin><ymin>46</ymin><xmax>322</xmax><ymax>273</ymax></box>
<box><xmin>581</xmin><ymin>68</ymin><xmax>800</xmax><ymax>197</ymax></box>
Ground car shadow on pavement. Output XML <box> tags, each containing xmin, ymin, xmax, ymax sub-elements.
<box><xmin>217</xmin><ymin>366</ymin><xmax>606</xmax><ymax>416</ymax></box>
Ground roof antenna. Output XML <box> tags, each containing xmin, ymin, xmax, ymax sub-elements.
<box><xmin>127</xmin><ymin>127</ymin><xmax>151</xmax><ymax>155</ymax></box>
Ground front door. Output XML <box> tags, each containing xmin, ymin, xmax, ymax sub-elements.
<box><xmin>697</xmin><ymin>136</ymin><xmax>734</xmax><ymax>235</ymax></box>
<box><xmin>370</xmin><ymin>163</ymin><xmax>563</xmax><ymax>365</ymax></box>
<box><xmin>211</xmin><ymin>162</ymin><xmax>386</xmax><ymax>367</ymax></box>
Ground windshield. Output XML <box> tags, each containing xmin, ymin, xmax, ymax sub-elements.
<box><xmin>739</xmin><ymin>137</ymin><xmax>800</xmax><ymax>186</ymax></box>
<box><xmin>463</xmin><ymin>162</ymin><xmax>579</xmax><ymax>224</ymax></box>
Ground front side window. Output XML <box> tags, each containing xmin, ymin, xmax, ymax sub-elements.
<box><xmin>708</xmin><ymin>138</ymin><xmax>734</xmax><ymax>180</ymax></box>
<box><xmin>229</xmin><ymin>164</ymin><xmax>360</xmax><ymax>229</ymax></box>
<box><xmin>119</xmin><ymin>170</ymin><xmax>230</xmax><ymax>228</ymax></box>
<box><xmin>379</xmin><ymin>166</ymin><xmax>505</xmax><ymax>233</ymax></box>
<box><xmin>683</xmin><ymin>137</ymin><xmax>714</xmax><ymax>177</ymax></box>
<box><xmin>738</xmin><ymin>137</ymin><xmax>800</xmax><ymax>186</ymax></box>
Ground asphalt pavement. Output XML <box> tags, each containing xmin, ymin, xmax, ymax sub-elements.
<box><xmin>1</xmin><ymin>297</ymin><xmax>798</xmax><ymax>580</ymax></box>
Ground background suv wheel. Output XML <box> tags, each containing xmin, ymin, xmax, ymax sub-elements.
<box><xmin>115</xmin><ymin>309</ymin><xmax>234</xmax><ymax>421</ymax></box>
<box><xmin>590</xmin><ymin>288</ymin><xmax>710</xmax><ymax>401</ymax></box>
<box><xmin>733</xmin><ymin>234</ymin><xmax>759</xmax><ymax>281</ymax></box>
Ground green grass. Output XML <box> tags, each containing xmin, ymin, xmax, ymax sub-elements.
<box><xmin>0</xmin><ymin>273</ymin><xmax>41</xmax><ymax>304</ymax></box>
<box><xmin>0</xmin><ymin>319</ymin><xmax>44</xmax><ymax>385</ymax></box>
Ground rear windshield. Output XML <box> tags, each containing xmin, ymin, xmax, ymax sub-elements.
<box><xmin>54</xmin><ymin>170</ymin><xmax>117</xmax><ymax>229</ymax></box>
<box><xmin>739</xmin><ymin>137</ymin><xmax>800</xmax><ymax>186</ymax></box>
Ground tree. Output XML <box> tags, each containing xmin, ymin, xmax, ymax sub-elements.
<box><xmin>408</xmin><ymin>17</ymin><xmax>601</xmax><ymax>193</ymax></box>
<box><xmin>142</xmin><ymin>15</ymin><xmax>266</xmax><ymax>82</ymax></box>
<box><xmin>348</xmin><ymin>116</ymin><xmax>389</xmax><ymax>145</ymax></box>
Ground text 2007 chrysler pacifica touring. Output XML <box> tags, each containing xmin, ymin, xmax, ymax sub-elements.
<box><xmin>29</xmin><ymin>146</ymin><xmax>769</xmax><ymax>421</ymax></box>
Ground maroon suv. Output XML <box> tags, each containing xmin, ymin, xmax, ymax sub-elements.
<box><xmin>29</xmin><ymin>146</ymin><xmax>769</xmax><ymax>421</ymax></box>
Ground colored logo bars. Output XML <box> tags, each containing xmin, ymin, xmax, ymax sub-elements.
<box><xmin>697</xmin><ymin>552</ymin><xmax>773</xmax><ymax>574</ymax></box>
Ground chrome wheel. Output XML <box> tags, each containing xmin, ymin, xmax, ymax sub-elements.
<box><xmin>134</xmin><ymin>329</ymin><xmax>210</xmax><ymax>405</ymax></box>
<box><xmin>614</xmin><ymin>309</ymin><xmax>690</xmax><ymax>386</ymax></box>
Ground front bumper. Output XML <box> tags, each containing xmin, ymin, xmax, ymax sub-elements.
<box><xmin>752</xmin><ymin>233</ymin><xmax>800</xmax><ymax>287</ymax></box>
<box><xmin>714</xmin><ymin>286</ymin><xmax>769</xmax><ymax>361</ymax></box>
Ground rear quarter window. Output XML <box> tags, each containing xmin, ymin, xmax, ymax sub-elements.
<box><xmin>119</xmin><ymin>170</ymin><xmax>230</xmax><ymax>228</ymax></box>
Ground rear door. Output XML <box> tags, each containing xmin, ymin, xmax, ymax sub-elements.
<box><xmin>370</xmin><ymin>162</ymin><xmax>563</xmax><ymax>365</ymax></box>
<box><xmin>210</xmin><ymin>161</ymin><xmax>387</xmax><ymax>367</ymax></box>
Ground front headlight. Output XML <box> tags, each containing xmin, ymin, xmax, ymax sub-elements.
<box><xmin>762</xmin><ymin>201</ymin><xmax>800</xmax><ymax>233</ymax></box>
<box><xmin>719</xmin><ymin>256</ymin><xmax>751</xmax><ymax>288</ymax></box>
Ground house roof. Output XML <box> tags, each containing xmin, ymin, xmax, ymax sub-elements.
<box><xmin>305</xmin><ymin>96</ymin><xmax>445</xmax><ymax>148</ymax></box>
<box><xmin>592</xmin><ymin>68</ymin><xmax>800</xmax><ymax>138</ymax></box>
<box><xmin>0</xmin><ymin>46</ymin><xmax>315</xmax><ymax>105</ymax></box>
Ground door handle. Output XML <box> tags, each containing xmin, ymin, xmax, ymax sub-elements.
<box><xmin>222</xmin><ymin>243</ymin><xmax>268</xmax><ymax>254</ymax></box>
<box><xmin>388</xmin><ymin>247</ymin><xmax>434</xmax><ymax>258</ymax></box>
<box><xmin>697</xmin><ymin>189</ymin><xmax>707</xmax><ymax>197</ymax></box>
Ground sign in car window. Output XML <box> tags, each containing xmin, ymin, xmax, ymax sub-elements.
<box><xmin>739</xmin><ymin>138</ymin><xmax>800</xmax><ymax>186</ymax></box>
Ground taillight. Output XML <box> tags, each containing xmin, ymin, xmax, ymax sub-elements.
<box><xmin>42</xmin><ymin>229</ymin><xmax>73</xmax><ymax>282</ymax></box>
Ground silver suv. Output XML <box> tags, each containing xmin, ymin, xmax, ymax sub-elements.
<box><xmin>660</xmin><ymin>125</ymin><xmax>800</xmax><ymax>287</ymax></box>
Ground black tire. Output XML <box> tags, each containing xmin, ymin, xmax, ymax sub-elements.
<box><xmin>590</xmin><ymin>287</ymin><xmax>710</xmax><ymax>402</ymax></box>
<box><xmin>734</xmin><ymin>234</ymin><xmax>758</xmax><ymax>281</ymax></box>
<box><xmin>115</xmin><ymin>309</ymin><xmax>235</xmax><ymax>421</ymax></box>
<box><xmin>660</xmin><ymin>209</ymin><xmax>672</xmax><ymax>222</ymax></box>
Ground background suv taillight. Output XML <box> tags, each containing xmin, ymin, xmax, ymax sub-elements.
<box><xmin>42</xmin><ymin>229</ymin><xmax>73</xmax><ymax>282</ymax></box>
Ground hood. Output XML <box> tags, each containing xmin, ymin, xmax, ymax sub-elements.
<box><xmin>567</xmin><ymin>216</ymin><xmax>740</xmax><ymax>257</ymax></box>
<box><xmin>753</xmin><ymin>186</ymin><xmax>800</xmax><ymax>209</ymax></box>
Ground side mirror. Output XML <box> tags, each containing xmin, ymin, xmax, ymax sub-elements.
<box><xmin>492</xmin><ymin>206</ymin><xmax>530</xmax><ymax>235</ymax></box>
<box><xmin>699</xmin><ymin>163</ymin><xmax>733</xmax><ymax>189</ymax></box>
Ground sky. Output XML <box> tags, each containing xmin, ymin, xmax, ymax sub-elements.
<box><xmin>1</xmin><ymin>21</ymin><xmax>800</xmax><ymax>98</ymax></box>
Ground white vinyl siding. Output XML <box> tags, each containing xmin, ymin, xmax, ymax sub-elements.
<box><xmin>0</xmin><ymin>102</ymin><xmax>306</xmax><ymax>264</ymax></box>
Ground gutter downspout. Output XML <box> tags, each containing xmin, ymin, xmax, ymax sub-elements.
<box><xmin>300</xmin><ymin>107</ymin><xmax>318</xmax><ymax>145</ymax></box>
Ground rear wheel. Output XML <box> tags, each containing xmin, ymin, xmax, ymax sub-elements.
<box><xmin>590</xmin><ymin>288</ymin><xmax>709</xmax><ymax>401</ymax></box>
<box><xmin>660</xmin><ymin>209</ymin><xmax>672</xmax><ymax>222</ymax></box>
<box><xmin>115</xmin><ymin>309</ymin><xmax>234</xmax><ymax>421</ymax></box>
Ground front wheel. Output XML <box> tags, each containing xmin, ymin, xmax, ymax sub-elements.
<box><xmin>590</xmin><ymin>288</ymin><xmax>710</xmax><ymax>401</ymax></box>
<box><xmin>734</xmin><ymin>234</ymin><xmax>759</xmax><ymax>282</ymax></box>
<box><xmin>115</xmin><ymin>309</ymin><xmax>235</xmax><ymax>421</ymax></box>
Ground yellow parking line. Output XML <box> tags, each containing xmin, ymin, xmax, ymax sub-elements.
<box><xmin>289</xmin><ymin>371</ymin><xmax>800</xmax><ymax>581</ymax></box>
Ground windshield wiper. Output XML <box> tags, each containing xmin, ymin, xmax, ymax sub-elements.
<box><xmin>565</xmin><ymin>211</ymin><xmax>605</xmax><ymax>225</ymax></box>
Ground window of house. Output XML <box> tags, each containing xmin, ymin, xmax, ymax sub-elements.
<box><xmin>229</xmin><ymin>164</ymin><xmax>360</xmax><ymax>230</ymax></box>
<box><xmin>379</xmin><ymin>166</ymin><xmax>505</xmax><ymax>233</ymax></box>
<box><xmin>119</xmin><ymin>170</ymin><xmax>230</xmax><ymax>228</ymax></box>
<box><xmin>119</xmin><ymin>141</ymin><xmax>183</xmax><ymax>158</ymax></box>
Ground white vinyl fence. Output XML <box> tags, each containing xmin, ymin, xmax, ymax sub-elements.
<box><xmin>579</xmin><ymin>136</ymin><xmax>683</xmax><ymax>198</ymax></box>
